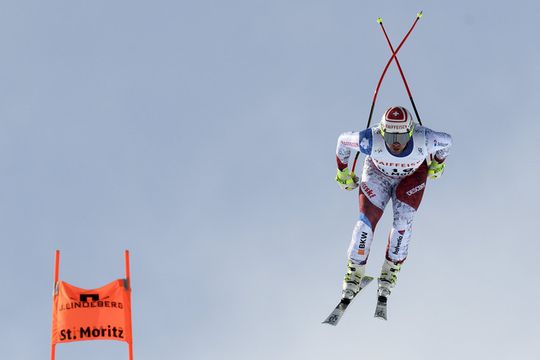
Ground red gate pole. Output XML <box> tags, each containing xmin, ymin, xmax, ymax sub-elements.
<box><xmin>51</xmin><ymin>250</ymin><xmax>60</xmax><ymax>360</ymax></box>
<box><xmin>125</xmin><ymin>250</ymin><xmax>133</xmax><ymax>360</ymax></box>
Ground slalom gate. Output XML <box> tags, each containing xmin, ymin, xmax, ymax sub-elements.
<box><xmin>50</xmin><ymin>250</ymin><xmax>134</xmax><ymax>360</ymax></box>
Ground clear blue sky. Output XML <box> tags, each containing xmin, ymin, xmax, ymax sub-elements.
<box><xmin>0</xmin><ymin>1</ymin><xmax>538</xmax><ymax>359</ymax></box>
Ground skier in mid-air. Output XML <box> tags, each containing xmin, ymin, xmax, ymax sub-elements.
<box><xmin>335</xmin><ymin>105</ymin><xmax>452</xmax><ymax>311</ymax></box>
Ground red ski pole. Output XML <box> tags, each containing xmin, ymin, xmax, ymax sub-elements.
<box><xmin>352</xmin><ymin>11</ymin><xmax>423</xmax><ymax>173</ymax></box>
<box><xmin>365</xmin><ymin>11</ymin><xmax>422</xmax><ymax>129</ymax></box>
<box><xmin>378</xmin><ymin>14</ymin><xmax>423</xmax><ymax>125</ymax></box>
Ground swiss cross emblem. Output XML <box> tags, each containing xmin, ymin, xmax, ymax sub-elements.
<box><xmin>360</xmin><ymin>137</ymin><xmax>369</xmax><ymax>150</ymax></box>
<box><xmin>386</xmin><ymin>107</ymin><xmax>405</xmax><ymax>121</ymax></box>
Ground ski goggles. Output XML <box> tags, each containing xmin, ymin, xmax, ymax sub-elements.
<box><xmin>380</xmin><ymin>124</ymin><xmax>414</xmax><ymax>146</ymax></box>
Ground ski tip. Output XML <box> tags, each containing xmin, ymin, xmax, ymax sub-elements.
<box><xmin>322</xmin><ymin>311</ymin><xmax>343</xmax><ymax>326</ymax></box>
<box><xmin>417</xmin><ymin>10</ymin><xmax>423</xmax><ymax>18</ymax></box>
<box><xmin>377</xmin><ymin>17</ymin><xmax>383</xmax><ymax>24</ymax></box>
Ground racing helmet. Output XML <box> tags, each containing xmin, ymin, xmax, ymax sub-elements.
<box><xmin>379</xmin><ymin>106</ymin><xmax>415</xmax><ymax>146</ymax></box>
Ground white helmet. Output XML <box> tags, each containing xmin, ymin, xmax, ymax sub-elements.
<box><xmin>379</xmin><ymin>106</ymin><xmax>415</xmax><ymax>145</ymax></box>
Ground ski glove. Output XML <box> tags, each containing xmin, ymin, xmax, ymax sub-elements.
<box><xmin>336</xmin><ymin>168</ymin><xmax>359</xmax><ymax>191</ymax></box>
<box><xmin>428</xmin><ymin>160</ymin><xmax>446</xmax><ymax>180</ymax></box>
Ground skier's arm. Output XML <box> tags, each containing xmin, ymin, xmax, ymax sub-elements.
<box><xmin>335</xmin><ymin>129</ymin><xmax>372</xmax><ymax>170</ymax></box>
<box><xmin>336</xmin><ymin>131</ymin><xmax>359</xmax><ymax>170</ymax></box>
<box><xmin>425</xmin><ymin>128</ymin><xmax>452</xmax><ymax>180</ymax></box>
<box><xmin>335</xmin><ymin>131</ymin><xmax>361</xmax><ymax>190</ymax></box>
<box><xmin>425</xmin><ymin>128</ymin><xmax>452</xmax><ymax>163</ymax></box>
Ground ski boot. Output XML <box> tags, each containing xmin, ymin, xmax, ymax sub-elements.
<box><xmin>323</xmin><ymin>262</ymin><xmax>372</xmax><ymax>326</ymax></box>
<box><xmin>378</xmin><ymin>259</ymin><xmax>401</xmax><ymax>296</ymax></box>
<box><xmin>375</xmin><ymin>259</ymin><xmax>402</xmax><ymax>320</ymax></box>
<box><xmin>342</xmin><ymin>260</ymin><xmax>366</xmax><ymax>300</ymax></box>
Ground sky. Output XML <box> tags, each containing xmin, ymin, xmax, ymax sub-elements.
<box><xmin>0</xmin><ymin>0</ymin><xmax>539</xmax><ymax>359</ymax></box>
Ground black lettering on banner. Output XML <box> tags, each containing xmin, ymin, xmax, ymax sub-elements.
<box><xmin>80</xmin><ymin>294</ymin><xmax>100</xmax><ymax>302</ymax></box>
<box><xmin>80</xmin><ymin>327</ymin><xmax>92</xmax><ymax>338</ymax></box>
<box><xmin>60</xmin><ymin>328</ymin><xmax>75</xmax><ymax>340</ymax></box>
<box><xmin>77</xmin><ymin>326</ymin><xmax>125</xmax><ymax>339</ymax></box>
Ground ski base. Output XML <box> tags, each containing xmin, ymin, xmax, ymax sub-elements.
<box><xmin>374</xmin><ymin>295</ymin><xmax>388</xmax><ymax>320</ymax></box>
<box><xmin>322</xmin><ymin>276</ymin><xmax>374</xmax><ymax>326</ymax></box>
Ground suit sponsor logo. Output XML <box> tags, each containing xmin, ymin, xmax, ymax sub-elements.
<box><xmin>386</xmin><ymin>124</ymin><xmax>409</xmax><ymax>131</ymax></box>
<box><xmin>357</xmin><ymin>231</ymin><xmax>368</xmax><ymax>255</ymax></box>
<box><xmin>372</xmin><ymin>158</ymin><xmax>424</xmax><ymax>168</ymax></box>
<box><xmin>361</xmin><ymin>183</ymin><xmax>376</xmax><ymax>198</ymax></box>
<box><xmin>406</xmin><ymin>183</ymin><xmax>426</xmax><ymax>196</ymax></box>
<box><xmin>392</xmin><ymin>235</ymin><xmax>403</xmax><ymax>255</ymax></box>
<box><xmin>341</xmin><ymin>140</ymin><xmax>358</xmax><ymax>147</ymax></box>
<box><xmin>434</xmin><ymin>140</ymin><xmax>449</xmax><ymax>147</ymax></box>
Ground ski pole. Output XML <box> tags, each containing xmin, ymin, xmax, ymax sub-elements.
<box><xmin>352</xmin><ymin>12</ymin><xmax>423</xmax><ymax>173</ymax></box>
<box><xmin>365</xmin><ymin>11</ymin><xmax>422</xmax><ymax>129</ymax></box>
<box><xmin>378</xmin><ymin>13</ymin><xmax>423</xmax><ymax>125</ymax></box>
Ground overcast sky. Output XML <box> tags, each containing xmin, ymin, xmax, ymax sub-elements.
<box><xmin>0</xmin><ymin>0</ymin><xmax>538</xmax><ymax>359</ymax></box>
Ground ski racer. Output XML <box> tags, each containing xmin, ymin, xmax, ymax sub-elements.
<box><xmin>335</xmin><ymin>106</ymin><xmax>452</xmax><ymax>302</ymax></box>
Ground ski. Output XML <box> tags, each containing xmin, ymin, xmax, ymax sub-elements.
<box><xmin>322</xmin><ymin>276</ymin><xmax>374</xmax><ymax>326</ymax></box>
<box><xmin>374</xmin><ymin>295</ymin><xmax>388</xmax><ymax>320</ymax></box>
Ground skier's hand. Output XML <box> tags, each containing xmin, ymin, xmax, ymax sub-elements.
<box><xmin>428</xmin><ymin>160</ymin><xmax>445</xmax><ymax>180</ymax></box>
<box><xmin>336</xmin><ymin>168</ymin><xmax>359</xmax><ymax>190</ymax></box>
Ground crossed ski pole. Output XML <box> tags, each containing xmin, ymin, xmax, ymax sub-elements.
<box><xmin>378</xmin><ymin>15</ymin><xmax>423</xmax><ymax>126</ymax></box>
<box><xmin>351</xmin><ymin>11</ymin><xmax>423</xmax><ymax>173</ymax></box>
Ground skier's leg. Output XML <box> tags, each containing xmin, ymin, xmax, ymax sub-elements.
<box><xmin>378</xmin><ymin>202</ymin><xmax>414</xmax><ymax>296</ymax></box>
<box><xmin>342</xmin><ymin>195</ymin><xmax>381</xmax><ymax>299</ymax></box>
<box><xmin>346</xmin><ymin>193</ymin><xmax>383</xmax><ymax>265</ymax></box>
<box><xmin>343</xmin><ymin>159</ymin><xmax>392</xmax><ymax>299</ymax></box>
<box><xmin>348</xmin><ymin>158</ymin><xmax>393</xmax><ymax>264</ymax></box>
<box><xmin>379</xmin><ymin>162</ymin><xmax>428</xmax><ymax>296</ymax></box>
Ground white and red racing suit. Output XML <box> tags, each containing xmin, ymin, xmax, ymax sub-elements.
<box><xmin>336</xmin><ymin>125</ymin><xmax>452</xmax><ymax>265</ymax></box>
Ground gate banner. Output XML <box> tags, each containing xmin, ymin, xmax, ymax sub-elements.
<box><xmin>51</xmin><ymin>279</ymin><xmax>132</xmax><ymax>344</ymax></box>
